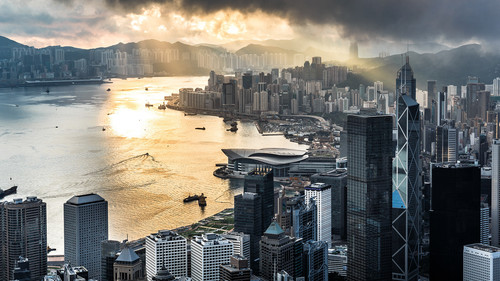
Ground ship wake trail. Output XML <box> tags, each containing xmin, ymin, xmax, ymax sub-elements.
<box><xmin>84</xmin><ymin>153</ymin><xmax>157</xmax><ymax>175</ymax></box>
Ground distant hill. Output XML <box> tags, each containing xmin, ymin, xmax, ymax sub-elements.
<box><xmin>354</xmin><ymin>44</ymin><xmax>500</xmax><ymax>91</ymax></box>
<box><xmin>235</xmin><ymin>44</ymin><xmax>298</xmax><ymax>56</ymax></box>
<box><xmin>0</xmin><ymin>36</ymin><xmax>27</xmax><ymax>59</ymax></box>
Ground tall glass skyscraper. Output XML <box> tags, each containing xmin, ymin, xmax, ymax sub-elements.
<box><xmin>396</xmin><ymin>56</ymin><xmax>416</xmax><ymax>101</ymax></box>
<box><xmin>347</xmin><ymin>113</ymin><xmax>393</xmax><ymax>281</ymax></box>
<box><xmin>392</xmin><ymin>58</ymin><xmax>421</xmax><ymax>281</ymax></box>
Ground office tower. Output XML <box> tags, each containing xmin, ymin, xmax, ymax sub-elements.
<box><xmin>290</xmin><ymin>196</ymin><xmax>317</xmax><ymax>243</ymax></box>
<box><xmin>493</xmin><ymin>139</ymin><xmax>500</xmax><ymax>246</ymax></box>
<box><xmin>305</xmin><ymin>183</ymin><xmax>332</xmax><ymax>246</ymax></box>
<box><xmin>480</xmin><ymin>134</ymin><xmax>488</xmax><ymax>166</ymax></box>
<box><xmin>466</xmin><ymin>78</ymin><xmax>486</xmax><ymax>119</ymax></box>
<box><xmin>259</xmin><ymin>222</ymin><xmax>303</xmax><ymax>281</ymax></box>
<box><xmin>221</xmin><ymin>232</ymin><xmax>250</xmax><ymax>259</ymax></box>
<box><xmin>427</xmin><ymin>80</ymin><xmax>436</xmax><ymax>112</ymax></box>
<box><xmin>234</xmin><ymin>192</ymin><xmax>262</xmax><ymax>271</ymax></box>
<box><xmin>242</xmin><ymin>73</ymin><xmax>252</xmax><ymax>90</ymax></box>
<box><xmin>145</xmin><ymin>230</ymin><xmax>187</xmax><ymax>281</ymax></box>
<box><xmin>392</xmin><ymin>69</ymin><xmax>421</xmax><ymax>280</ymax></box>
<box><xmin>219</xmin><ymin>255</ymin><xmax>251</xmax><ymax>281</ymax></box>
<box><xmin>430</xmin><ymin>164</ymin><xmax>480</xmax><ymax>281</ymax></box>
<box><xmin>191</xmin><ymin>233</ymin><xmax>233</xmax><ymax>281</ymax></box>
<box><xmin>436</xmin><ymin>91</ymin><xmax>447</xmax><ymax>125</ymax></box>
<box><xmin>303</xmin><ymin>241</ymin><xmax>328</xmax><ymax>281</ymax></box>
<box><xmin>493</xmin><ymin>78</ymin><xmax>500</xmax><ymax>96</ymax></box>
<box><xmin>347</xmin><ymin>113</ymin><xmax>393</xmax><ymax>281</ymax></box>
<box><xmin>463</xmin><ymin>243</ymin><xmax>500</xmax><ymax>281</ymax></box>
<box><xmin>0</xmin><ymin>197</ymin><xmax>47</xmax><ymax>281</ymax></box>
<box><xmin>436</xmin><ymin>122</ymin><xmax>458</xmax><ymax>163</ymax></box>
<box><xmin>114</xmin><ymin>246</ymin><xmax>144</xmax><ymax>281</ymax></box>
<box><xmin>311</xmin><ymin>169</ymin><xmax>348</xmax><ymax>240</ymax></box>
<box><xmin>222</xmin><ymin>82</ymin><xmax>236</xmax><ymax>106</ymax></box>
<box><xmin>64</xmin><ymin>193</ymin><xmax>108</xmax><ymax>280</ymax></box>
<box><xmin>396</xmin><ymin>56</ymin><xmax>416</xmax><ymax>100</ymax></box>
<box><xmin>102</xmin><ymin>240</ymin><xmax>122</xmax><ymax>281</ymax></box>
<box><xmin>478</xmin><ymin>90</ymin><xmax>491</xmax><ymax>121</ymax></box>
<box><xmin>13</xmin><ymin>257</ymin><xmax>30</xmax><ymax>281</ymax></box>
<box><xmin>481</xmin><ymin>203</ymin><xmax>490</xmax><ymax>245</ymax></box>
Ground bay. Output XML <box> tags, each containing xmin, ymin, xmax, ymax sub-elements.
<box><xmin>0</xmin><ymin>77</ymin><xmax>307</xmax><ymax>254</ymax></box>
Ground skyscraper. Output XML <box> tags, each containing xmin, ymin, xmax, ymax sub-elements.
<box><xmin>463</xmin><ymin>243</ymin><xmax>500</xmax><ymax>281</ymax></box>
<box><xmin>427</xmin><ymin>80</ymin><xmax>436</xmax><ymax>112</ymax></box>
<box><xmin>396</xmin><ymin>56</ymin><xmax>416</xmax><ymax>100</ymax></box>
<box><xmin>234</xmin><ymin>192</ymin><xmax>262</xmax><ymax>271</ymax></box>
<box><xmin>0</xmin><ymin>197</ymin><xmax>47</xmax><ymax>281</ymax></box>
<box><xmin>303</xmin><ymin>241</ymin><xmax>328</xmax><ymax>281</ymax></box>
<box><xmin>392</xmin><ymin>59</ymin><xmax>421</xmax><ymax>281</ymax></box>
<box><xmin>259</xmin><ymin>222</ymin><xmax>303</xmax><ymax>281</ymax></box>
<box><xmin>492</xmin><ymin>139</ymin><xmax>500</xmax><ymax>246</ymax></box>
<box><xmin>305</xmin><ymin>183</ymin><xmax>332</xmax><ymax>246</ymax></box>
<box><xmin>145</xmin><ymin>230</ymin><xmax>188</xmax><ymax>281</ymax></box>
<box><xmin>465</xmin><ymin>78</ymin><xmax>485</xmax><ymax>119</ymax></box>
<box><xmin>64</xmin><ymin>193</ymin><xmax>108</xmax><ymax>280</ymax></box>
<box><xmin>191</xmin><ymin>233</ymin><xmax>233</xmax><ymax>281</ymax></box>
<box><xmin>346</xmin><ymin>113</ymin><xmax>393</xmax><ymax>281</ymax></box>
<box><xmin>430</xmin><ymin>164</ymin><xmax>480</xmax><ymax>281</ymax></box>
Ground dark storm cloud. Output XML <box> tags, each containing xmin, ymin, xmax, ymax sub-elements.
<box><xmin>91</xmin><ymin>0</ymin><xmax>500</xmax><ymax>43</ymax></box>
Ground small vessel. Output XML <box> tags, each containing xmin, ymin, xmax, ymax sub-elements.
<box><xmin>227</xmin><ymin>127</ymin><xmax>238</xmax><ymax>132</ymax></box>
<box><xmin>45</xmin><ymin>88</ymin><xmax>50</xmax><ymax>94</ymax></box>
<box><xmin>184</xmin><ymin>113</ymin><xmax>197</xmax><ymax>116</ymax></box>
<box><xmin>145</xmin><ymin>102</ymin><xmax>153</xmax><ymax>107</ymax></box>
<box><xmin>195</xmin><ymin>127</ymin><xmax>206</xmax><ymax>130</ymax></box>
<box><xmin>102</xmin><ymin>127</ymin><xmax>106</xmax><ymax>131</ymax></box>
<box><xmin>145</xmin><ymin>87</ymin><xmax>149</xmax><ymax>91</ymax></box>
<box><xmin>198</xmin><ymin>193</ymin><xmax>207</xmax><ymax>206</ymax></box>
<box><xmin>183</xmin><ymin>194</ymin><xmax>199</xmax><ymax>203</ymax></box>
<box><xmin>106</xmin><ymin>88</ymin><xmax>111</xmax><ymax>92</ymax></box>
<box><xmin>230</xmin><ymin>121</ymin><xmax>237</xmax><ymax>127</ymax></box>
<box><xmin>0</xmin><ymin>185</ymin><xmax>18</xmax><ymax>200</ymax></box>
<box><xmin>158</xmin><ymin>102</ymin><xmax>166</xmax><ymax>110</ymax></box>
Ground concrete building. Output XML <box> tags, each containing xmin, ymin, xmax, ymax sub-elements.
<box><xmin>305</xmin><ymin>183</ymin><xmax>332</xmax><ymax>246</ymax></box>
<box><xmin>219</xmin><ymin>255</ymin><xmax>251</xmax><ymax>281</ymax></box>
<box><xmin>0</xmin><ymin>196</ymin><xmax>47</xmax><ymax>281</ymax></box>
<box><xmin>328</xmin><ymin>246</ymin><xmax>347</xmax><ymax>278</ymax></box>
<box><xmin>221</xmin><ymin>232</ymin><xmax>250</xmax><ymax>260</ymax></box>
<box><xmin>191</xmin><ymin>233</ymin><xmax>233</xmax><ymax>281</ymax></box>
<box><xmin>64</xmin><ymin>193</ymin><xmax>108</xmax><ymax>280</ymax></box>
<box><xmin>114</xmin><ymin>247</ymin><xmax>144</xmax><ymax>281</ymax></box>
<box><xmin>463</xmin><ymin>243</ymin><xmax>500</xmax><ymax>281</ymax></box>
<box><xmin>481</xmin><ymin>203</ymin><xmax>490</xmax><ymax>245</ymax></box>
<box><xmin>259</xmin><ymin>222</ymin><xmax>303</xmax><ymax>281</ymax></box>
<box><xmin>145</xmin><ymin>230</ymin><xmax>187</xmax><ymax>281</ymax></box>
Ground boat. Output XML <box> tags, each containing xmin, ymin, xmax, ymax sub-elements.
<box><xmin>183</xmin><ymin>194</ymin><xmax>199</xmax><ymax>203</ymax></box>
<box><xmin>195</xmin><ymin>127</ymin><xmax>206</xmax><ymax>130</ymax></box>
<box><xmin>45</xmin><ymin>88</ymin><xmax>50</xmax><ymax>94</ymax></box>
<box><xmin>106</xmin><ymin>88</ymin><xmax>111</xmax><ymax>92</ymax></box>
<box><xmin>145</xmin><ymin>102</ymin><xmax>153</xmax><ymax>107</ymax></box>
<box><xmin>158</xmin><ymin>103</ymin><xmax>166</xmax><ymax>110</ymax></box>
<box><xmin>102</xmin><ymin>127</ymin><xmax>106</xmax><ymax>131</ymax></box>
<box><xmin>0</xmin><ymin>185</ymin><xmax>18</xmax><ymax>200</ymax></box>
<box><xmin>227</xmin><ymin>127</ymin><xmax>238</xmax><ymax>132</ymax></box>
<box><xmin>184</xmin><ymin>113</ymin><xmax>197</xmax><ymax>116</ymax></box>
<box><xmin>230</xmin><ymin>121</ymin><xmax>237</xmax><ymax>127</ymax></box>
<box><xmin>145</xmin><ymin>87</ymin><xmax>149</xmax><ymax>91</ymax></box>
<box><xmin>198</xmin><ymin>193</ymin><xmax>207</xmax><ymax>206</ymax></box>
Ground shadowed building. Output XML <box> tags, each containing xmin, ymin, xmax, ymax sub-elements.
<box><xmin>346</xmin><ymin>114</ymin><xmax>393</xmax><ymax>281</ymax></box>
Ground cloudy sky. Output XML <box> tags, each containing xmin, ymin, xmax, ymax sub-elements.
<box><xmin>2</xmin><ymin>0</ymin><xmax>500</xmax><ymax>56</ymax></box>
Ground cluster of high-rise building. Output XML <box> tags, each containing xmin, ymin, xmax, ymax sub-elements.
<box><xmin>6</xmin><ymin>52</ymin><xmax>500</xmax><ymax>281</ymax></box>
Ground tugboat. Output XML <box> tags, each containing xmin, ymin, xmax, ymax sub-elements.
<box><xmin>198</xmin><ymin>193</ymin><xmax>207</xmax><ymax>207</ymax></box>
<box><xmin>183</xmin><ymin>194</ymin><xmax>199</xmax><ymax>203</ymax></box>
<box><xmin>195</xmin><ymin>127</ymin><xmax>206</xmax><ymax>130</ymax></box>
<box><xmin>158</xmin><ymin>102</ymin><xmax>166</xmax><ymax>110</ymax></box>
<box><xmin>227</xmin><ymin>122</ymin><xmax>238</xmax><ymax>132</ymax></box>
<box><xmin>0</xmin><ymin>185</ymin><xmax>18</xmax><ymax>200</ymax></box>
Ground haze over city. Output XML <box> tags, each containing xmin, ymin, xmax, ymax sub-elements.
<box><xmin>2</xmin><ymin>0</ymin><xmax>500</xmax><ymax>57</ymax></box>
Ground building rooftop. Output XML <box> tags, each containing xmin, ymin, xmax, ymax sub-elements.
<box><xmin>264</xmin><ymin>221</ymin><xmax>284</xmax><ymax>236</ymax></box>
<box><xmin>465</xmin><ymin>243</ymin><xmax>500</xmax><ymax>253</ymax></box>
<box><xmin>305</xmin><ymin>182</ymin><xmax>331</xmax><ymax>191</ymax></box>
<box><xmin>222</xmin><ymin>148</ymin><xmax>308</xmax><ymax>166</ymax></box>
<box><xmin>115</xmin><ymin>247</ymin><xmax>140</xmax><ymax>263</ymax></box>
<box><xmin>66</xmin><ymin>193</ymin><xmax>105</xmax><ymax>205</ymax></box>
<box><xmin>148</xmin><ymin>230</ymin><xmax>185</xmax><ymax>242</ymax></box>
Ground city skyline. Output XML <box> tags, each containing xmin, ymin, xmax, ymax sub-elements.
<box><xmin>2</xmin><ymin>0</ymin><xmax>500</xmax><ymax>58</ymax></box>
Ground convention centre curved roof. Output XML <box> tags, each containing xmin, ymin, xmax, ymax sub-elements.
<box><xmin>221</xmin><ymin>148</ymin><xmax>308</xmax><ymax>166</ymax></box>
